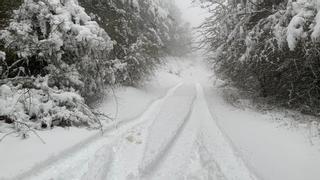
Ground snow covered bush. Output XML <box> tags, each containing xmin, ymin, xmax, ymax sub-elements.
<box><xmin>0</xmin><ymin>0</ymin><xmax>191</xmax><ymax>134</ymax></box>
<box><xmin>199</xmin><ymin>0</ymin><xmax>320</xmax><ymax>115</ymax></box>
<box><xmin>0</xmin><ymin>0</ymin><xmax>117</xmax><ymax>133</ymax></box>
<box><xmin>0</xmin><ymin>76</ymin><xmax>103</xmax><ymax>138</ymax></box>
<box><xmin>0</xmin><ymin>0</ymin><xmax>118</xmax><ymax>98</ymax></box>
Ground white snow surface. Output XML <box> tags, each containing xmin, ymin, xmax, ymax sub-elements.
<box><xmin>0</xmin><ymin>61</ymin><xmax>180</xmax><ymax>179</ymax></box>
<box><xmin>1</xmin><ymin>57</ymin><xmax>320</xmax><ymax>180</ymax></box>
<box><xmin>205</xmin><ymin>86</ymin><xmax>320</xmax><ymax>180</ymax></box>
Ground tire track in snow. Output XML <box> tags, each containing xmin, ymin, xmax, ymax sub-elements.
<box><xmin>85</xmin><ymin>83</ymin><xmax>197</xmax><ymax>180</ymax></box>
<box><xmin>137</xmin><ymin>83</ymin><xmax>257</xmax><ymax>180</ymax></box>
<box><xmin>21</xmin><ymin>82</ymin><xmax>258</xmax><ymax>180</ymax></box>
<box><xmin>80</xmin><ymin>82</ymin><xmax>183</xmax><ymax>180</ymax></box>
<box><xmin>21</xmin><ymin>83</ymin><xmax>183</xmax><ymax>180</ymax></box>
<box><xmin>102</xmin><ymin>122</ymin><xmax>151</xmax><ymax>180</ymax></box>
<box><xmin>144</xmin><ymin>83</ymin><xmax>226</xmax><ymax>180</ymax></box>
<box><xmin>185</xmin><ymin>140</ymin><xmax>227</xmax><ymax>180</ymax></box>
<box><xmin>192</xmin><ymin>84</ymin><xmax>258</xmax><ymax>180</ymax></box>
<box><xmin>83</xmin><ymin>82</ymin><xmax>185</xmax><ymax>180</ymax></box>
<box><xmin>202</xmin><ymin>86</ymin><xmax>264</xmax><ymax>180</ymax></box>
<box><xmin>139</xmin><ymin>84</ymin><xmax>197</xmax><ymax>177</ymax></box>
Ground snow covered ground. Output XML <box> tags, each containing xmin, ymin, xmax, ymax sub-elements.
<box><xmin>0</xmin><ymin>61</ymin><xmax>180</xmax><ymax>179</ymax></box>
<box><xmin>205</xmin><ymin>87</ymin><xmax>320</xmax><ymax>180</ymax></box>
<box><xmin>1</xmin><ymin>57</ymin><xmax>320</xmax><ymax>180</ymax></box>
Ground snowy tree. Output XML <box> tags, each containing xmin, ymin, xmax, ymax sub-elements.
<box><xmin>0</xmin><ymin>0</ymin><xmax>118</xmax><ymax>132</ymax></box>
<box><xmin>199</xmin><ymin>0</ymin><xmax>320</xmax><ymax>115</ymax></box>
<box><xmin>0</xmin><ymin>0</ymin><xmax>118</xmax><ymax>98</ymax></box>
<box><xmin>78</xmin><ymin>0</ymin><xmax>191</xmax><ymax>85</ymax></box>
<box><xmin>0</xmin><ymin>0</ymin><xmax>192</xmax><ymax>133</ymax></box>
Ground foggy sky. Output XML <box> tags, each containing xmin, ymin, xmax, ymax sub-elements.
<box><xmin>174</xmin><ymin>0</ymin><xmax>208</xmax><ymax>27</ymax></box>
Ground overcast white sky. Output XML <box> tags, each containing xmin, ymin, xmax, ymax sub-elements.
<box><xmin>174</xmin><ymin>0</ymin><xmax>208</xmax><ymax>27</ymax></box>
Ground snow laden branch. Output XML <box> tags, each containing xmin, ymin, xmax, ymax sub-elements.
<box><xmin>198</xmin><ymin>0</ymin><xmax>320</xmax><ymax>115</ymax></box>
<box><xmin>0</xmin><ymin>0</ymin><xmax>118</xmax><ymax>138</ymax></box>
<box><xmin>0</xmin><ymin>76</ymin><xmax>112</xmax><ymax>140</ymax></box>
<box><xmin>0</xmin><ymin>0</ymin><xmax>190</xmax><ymax>139</ymax></box>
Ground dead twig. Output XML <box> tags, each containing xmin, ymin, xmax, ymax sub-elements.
<box><xmin>79</xmin><ymin>102</ymin><xmax>104</xmax><ymax>134</ymax></box>
<box><xmin>0</xmin><ymin>120</ymin><xmax>46</xmax><ymax>144</ymax></box>
<box><xmin>92</xmin><ymin>111</ymin><xmax>114</xmax><ymax>121</ymax></box>
<box><xmin>15</xmin><ymin>120</ymin><xmax>46</xmax><ymax>144</ymax></box>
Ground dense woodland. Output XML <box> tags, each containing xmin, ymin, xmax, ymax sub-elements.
<box><xmin>0</xmin><ymin>0</ymin><xmax>192</xmax><ymax>133</ymax></box>
<box><xmin>198</xmin><ymin>0</ymin><xmax>320</xmax><ymax>115</ymax></box>
<box><xmin>3</xmin><ymin>0</ymin><xmax>320</xmax><ymax>137</ymax></box>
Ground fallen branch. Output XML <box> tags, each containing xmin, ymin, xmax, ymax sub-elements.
<box><xmin>92</xmin><ymin>111</ymin><xmax>114</xmax><ymax>121</ymax></box>
<box><xmin>0</xmin><ymin>120</ymin><xmax>46</xmax><ymax>144</ymax></box>
<box><xmin>79</xmin><ymin>102</ymin><xmax>104</xmax><ymax>134</ymax></box>
<box><xmin>15</xmin><ymin>120</ymin><xmax>46</xmax><ymax>144</ymax></box>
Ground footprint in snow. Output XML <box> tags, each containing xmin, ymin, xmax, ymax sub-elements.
<box><xmin>126</xmin><ymin>135</ymin><xmax>142</xmax><ymax>144</ymax></box>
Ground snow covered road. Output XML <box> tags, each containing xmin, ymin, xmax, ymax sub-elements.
<box><xmin>4</xmin><ymin>57</ymin><xmax>320</xmax><ymax>180</ymax></box>
<box><xmin>20</xmin><ymin>81</ymin><xmax>257</xmax><ymax>180</ymax></box>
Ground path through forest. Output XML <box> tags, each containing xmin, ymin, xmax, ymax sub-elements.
<box><xmin>16</xmin><ymin>58</ymin><xmax>255</xmax><ymax>180</ymax></box>
<box><xmin>3</xmin><ymin>57</ymin><xmax>320</xmax><ymax>180</ymax></box>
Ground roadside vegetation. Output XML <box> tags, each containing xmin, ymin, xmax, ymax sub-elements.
<box><xmin>0</xmin><ymin>0</ymin><xmax>192</xmax><ymax>138</ymax></box>
<box><xmin>198</xmin><ymin>0</ymin><xmax>320</xmax><ymax>116</ymax></box>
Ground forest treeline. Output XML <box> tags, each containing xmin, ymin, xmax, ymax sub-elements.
<box><xmin>199</xmin><ymin>0</ymin><xmax>320</xmax><ymax>115</ymax></box>
<box><xmin>0</xmin><ymin>0</ymin><xmax>192</xmax><ymax>133</ymax></box>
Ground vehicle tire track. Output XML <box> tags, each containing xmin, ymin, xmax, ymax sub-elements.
<box><xmin>193</xmin><ymin>83</ymin><xmax>258</xmax><ymax>180</ymax></box>
<box><xmin>139</xmin><ymin>84</ymin><xmax>197</xmax><ymax>177</ymax></box>
<box><xmin>22</xmin><ymin>83</ymin><xmax>183</xmax><ymax>180</ymax></box>
<box><xmin>185</xmin><ymin>140</ymin><xmax>227</xmax><ymax>180</ymax></box>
